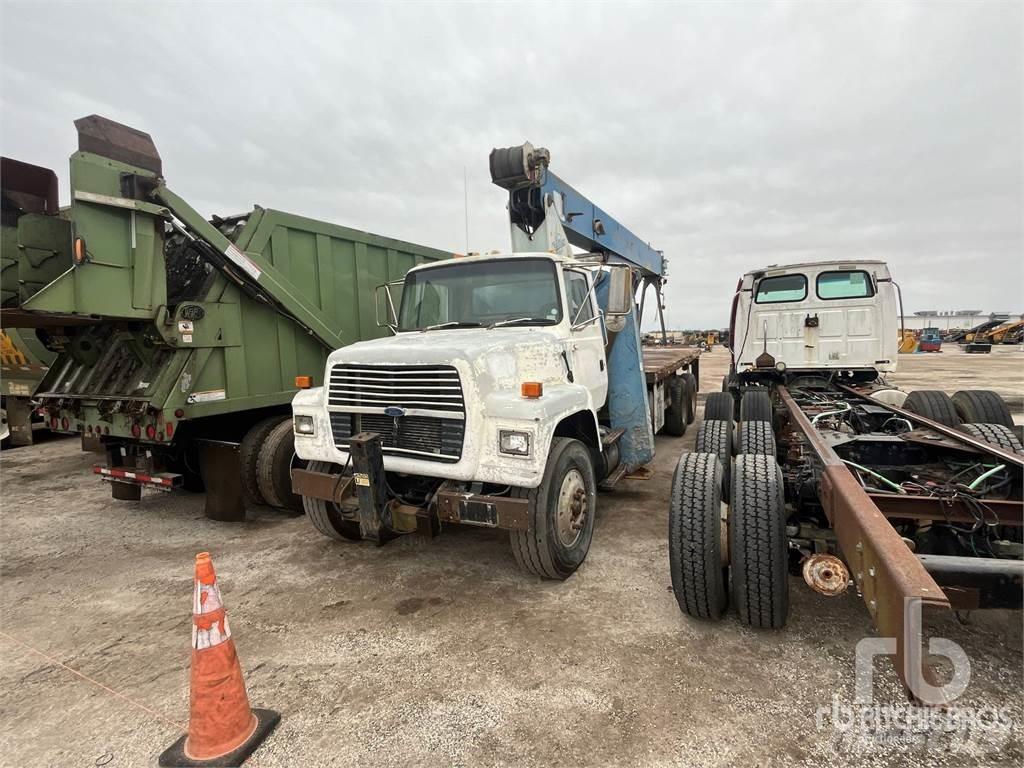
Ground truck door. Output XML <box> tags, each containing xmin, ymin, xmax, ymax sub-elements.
<box><xmin>812</xmin><ymin>267</ymin><xmax>883</xmax><ymax>368</ymax></box>
<box><xmin>747</xmin><ymin>272</ymin><xmax>808</xmax><ymax>366</ymax></box>
<box><xmin>563</xmin><ymin>269</ymin><xmax>607</xmax><ymax>406</ymax></box>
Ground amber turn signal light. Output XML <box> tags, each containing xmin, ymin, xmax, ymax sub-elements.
<box><xmin>73</xmin><ymin>237</ymin><xmax>88</xmax><ymax>264</ymax></box>
<box><xmin>295</xmin><ymin>375</ymin><xmax>313</xmax><ymax>389</ymax></box>
<box><xmin>521</xmin><ymin>382</ymin><xmax>543</xmax><ymax>398</ymax></box>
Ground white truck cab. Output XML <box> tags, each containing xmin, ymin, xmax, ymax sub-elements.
<box><xmin>730</xmin><ymin>260</ymin><xmax>898</xmax><ymax>377</ymax></box>
<box><xmin>292</xmin><ymin>252</ymin><xmax>609</xmax><ymax>491</ymax></box>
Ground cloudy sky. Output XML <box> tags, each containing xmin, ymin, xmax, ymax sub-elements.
<box><xmin>2</xmin><ymin>2</ymin><xmax>1021</xmax><ymax>328</ymax></box>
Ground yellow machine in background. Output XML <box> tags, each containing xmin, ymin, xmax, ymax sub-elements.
<box><xmin>898</xmin><ymin>329</ymin><xmax>918</xmax><ymax>354</ymax></box>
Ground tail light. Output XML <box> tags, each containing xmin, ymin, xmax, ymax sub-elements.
<box><xmin>60</xmin><ymin>417</ymin><xmax>69</xmax><ymax>431</ymax></box>
<box><xmin>131</xmin><ymin>423</ymin><xmax>141</xmax><ymax>438</ymax></box>
<box><xmin>145</xmin><ymin>424</ymin><xmax>157</xmax><ymax>440</ymax></box>
<box><xmin>50</xmin><ymin>416</ymin><xmax>58</xmax><ymax>430</ymax></box>
<box><xmin>166</xmin><ymin>422</ymin><xmax>175</xmax><ymax>438</ymax></box>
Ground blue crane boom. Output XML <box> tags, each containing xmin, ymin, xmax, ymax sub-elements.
<box><xmin>489</xmin><ymin>143</ymin><xmax>666</xmax><ymax>281</ymax></box>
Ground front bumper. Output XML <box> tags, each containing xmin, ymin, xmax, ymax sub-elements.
<box><xmin>291</xmin><ymin>435</ymin><xmax>530</xmax><ymax>538</ymax></box>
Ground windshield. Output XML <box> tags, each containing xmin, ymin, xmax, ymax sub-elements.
<box><xmin>398</xmin><ymin>258</ymin><xmax>562</xmax><ymax>331</ymax></box>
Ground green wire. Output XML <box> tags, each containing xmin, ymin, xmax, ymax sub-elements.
<box><xmin>968</xmin><ymin>464</ymin><xmax>1006</xmax><ymax>491</ymax></box>
<box><xmin>841</xmin><ymin>459</ymin><xmax>906</xmax><ymax>494</ymax></box>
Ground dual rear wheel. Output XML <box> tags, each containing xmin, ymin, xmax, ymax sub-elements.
<box><xmin>240</xmin><ymin>415</ymin><xmax>305</xmax><ymax>513</ymax></box>
<box><xmin>670</xmin><ymin>389</ymin><xmax>790</xmax><ymax>628</ymax></box>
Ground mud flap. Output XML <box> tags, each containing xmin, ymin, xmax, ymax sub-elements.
<box><xmin>198</xmin><ymin>439</ymin><xmax>246</xmax><ymax>522</ymax></box>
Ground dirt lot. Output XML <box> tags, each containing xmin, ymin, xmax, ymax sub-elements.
<box><xmin>1</xmin><ymin>346</ymin><xmax>1021</xmax><ymax>767</ymax></box>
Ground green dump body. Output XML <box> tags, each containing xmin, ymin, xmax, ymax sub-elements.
<box><xmin>1</xmin><ymin>329</ymin><xmax>53</xmax><ymax>399</ymax></box>
<box><xmin>3</xmin><ymin>115</ymin><xmax>450</xmax><ymax>450</ymax></box>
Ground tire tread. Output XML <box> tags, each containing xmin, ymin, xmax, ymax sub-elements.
<box><xmin>730</xmin><ymin>454</ymin><xmax>789</xmax><ymax>629</ymax></box>
<box><xmin>668</xmin><ymin>452</ymin><xmax>727</xmax><ymax>619</ymax></box>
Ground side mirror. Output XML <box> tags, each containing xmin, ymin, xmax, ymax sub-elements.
<box><xmin>374</xmin><ymin>280</ymin><xmax>403</xmax><ymax>330</ymax></box>
<box><xmin>605</xmin><ymin>267</ymin><xmax>634</xmax><ymax>316</ymax></box>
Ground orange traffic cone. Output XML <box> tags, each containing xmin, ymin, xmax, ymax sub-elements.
<box><xmin>160</xmin><ymin>552</ymin><xmax>279</xmax><ymax>767</ymax></box>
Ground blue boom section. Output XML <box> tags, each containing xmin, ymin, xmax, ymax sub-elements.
<box><xmin>595</xmin><ymin>273</ymin><xmax>655</xmax><ymax>468</ymax></box>
<box><xmin>540</xmin><ymin>171</ymin><xmax>664</xmax><ymax>279</ymax></box>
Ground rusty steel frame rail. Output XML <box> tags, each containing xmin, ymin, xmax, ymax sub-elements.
<box><xmin>777</xmin><ymin>386</ymin><xmax>950</xmax><ymax>701</ymax></box>
<box><xmin>867</xmin><ymin>493</ymin><xmax>1023</xmax><ymax>525</ymax></box>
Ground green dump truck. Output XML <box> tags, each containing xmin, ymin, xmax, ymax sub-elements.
<box><xmin>1</xmin><ymin>115</ymin><xmax>449</xmax><ymax>515</ymax></box>
<box><xmin>1</xmin><ymin>158</ymin><xmax>64</xmax><ymax>445</ymax></box>
<box><xmin>0</xmin><ymin>328</ymin><xmax>55</xmax><ymax>445</ymax></box>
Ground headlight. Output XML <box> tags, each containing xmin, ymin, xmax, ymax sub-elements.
<box><xmin>293</xmin><ymin>415</ymin><xmax>315</xmax><ymax>436</ymax></box>
<box><xmin>499</xmin><ymin>430</ymin><xmax>531</xmax><ymax>456</ymax></box>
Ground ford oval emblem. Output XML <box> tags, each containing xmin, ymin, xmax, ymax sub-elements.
<box><xmin>384</xmin><ymin>406</ymin><xmax>405</xmax><ymax>417</ymax></box>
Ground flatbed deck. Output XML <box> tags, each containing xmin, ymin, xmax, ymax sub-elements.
<box><xmin>641</xmin><ymin>345</ymin><xmax>701</xmax><ymax>385</ymax></box>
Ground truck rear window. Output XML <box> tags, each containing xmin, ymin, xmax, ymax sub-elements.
<box><xmin>755</xmin><ymin>274</ymin><xmax>807</xmax><ymax>304</ymax></box>
<box><xmin>816</xmin><ymin>270</ymin><xmax>874</xmax><ymax>300</ymax></box>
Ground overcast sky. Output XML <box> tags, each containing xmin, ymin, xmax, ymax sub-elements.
<box><xmin>2</xmin><ymin>2</ymin><xmax>1021</xmax><ymax>328</ymax></box>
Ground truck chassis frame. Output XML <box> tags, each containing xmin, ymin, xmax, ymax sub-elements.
<box><xmin>775</xmin><ymin>382</ymin><xmax>1022</xmax><ymax>701</ymax></box>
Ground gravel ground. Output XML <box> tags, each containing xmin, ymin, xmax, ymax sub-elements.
<box><xmin>0</xmin><ymin>346</ymin><xmax>1021</xmax><ymax>767</ymax></box>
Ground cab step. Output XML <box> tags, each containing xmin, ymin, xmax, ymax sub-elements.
<box><xmin>601</xmin><ymin>427</ymin><xmax>625</xmax><ymax>447</ymax></box>
<box><xmin>599</xmin><ymin>463</ymin><xmax>629</xmax><ymax>491</ymax></box>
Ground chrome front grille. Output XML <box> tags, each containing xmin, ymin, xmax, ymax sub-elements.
<box><xmin>328</xmin><ymin>364</ymin><xmax>464</xmax><ymax>413</ymax></box>
<box><xmin>327</xmin><ymin>364</ymin><xmax>466</xmax><ymax>462</ymax></box>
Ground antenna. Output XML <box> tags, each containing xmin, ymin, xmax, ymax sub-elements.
<box><xmin>463</xmin><ymin>166</ymin><xmax>469</xmax><ymax>253</ymax></box>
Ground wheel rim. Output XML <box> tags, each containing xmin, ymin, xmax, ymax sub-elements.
<box><xmin>556</xmin><ymin>469</ymin><xmax>588</xmax><ymax>547</ymax></box>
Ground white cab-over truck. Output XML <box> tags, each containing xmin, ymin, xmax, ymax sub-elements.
<box><xmin>670</xmin><ymin>259</ymin><xmax>1021</xmax><ymax>704</ymax></box>
<box><xmin>291</xmin><ymin>143</ymin><xmax>699</xmax><ymax>579</ymax></box>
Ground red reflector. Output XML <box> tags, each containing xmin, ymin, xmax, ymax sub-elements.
<box><xmin>165</xmin><ymin>422</ymin><xmax>174</xmax><ymax>438</ymax></box>
<box><xmin>145</xmin><ymin>425</ymin><xmax>157</xmax><ymax>440</ymax></box>
<box><xmin>174</xmin><ymin>408</ymin><xmax>185</xmax><ymax>418</ymax></box>
<box><xmin>131</xmin><ymin>423</ymin><xmax>141</xmax><ymax>438</ymax></box>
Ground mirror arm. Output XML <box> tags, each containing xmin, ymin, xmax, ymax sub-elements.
<box><xmin>571</xmin><ymin>313</ymin><xmax>602</xmax><ymax>331</ymax></box>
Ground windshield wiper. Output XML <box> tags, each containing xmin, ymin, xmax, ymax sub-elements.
<box><xmin>488</xmin><ymin>317</ymin><xmax>553</xmax><ymax>329</ymax></box>
<box><xmin>420</xmin><ymin>321</ymin><xmax>483</xmax><ymax>332</ymax></box>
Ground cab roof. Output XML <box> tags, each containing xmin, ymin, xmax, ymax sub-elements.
<box><xmin>744</xmin><ymin>259</ymin><xmax>888</xmax><ymax>278</ymax></box>
<box><xmin>407</xmin><ymin>251</ymin><xmax>568</xmax><ymax>274</ymax></box>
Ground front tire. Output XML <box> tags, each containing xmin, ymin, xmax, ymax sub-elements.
<box><xmin>510</xmin><ymin>437</ymin><xmax>596</xmax><ymax>580</ymax></box>
<box><xmin>303</xmin><ymin>461</ymin><xmax>362</xmax><ymax>541</ymax></box>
